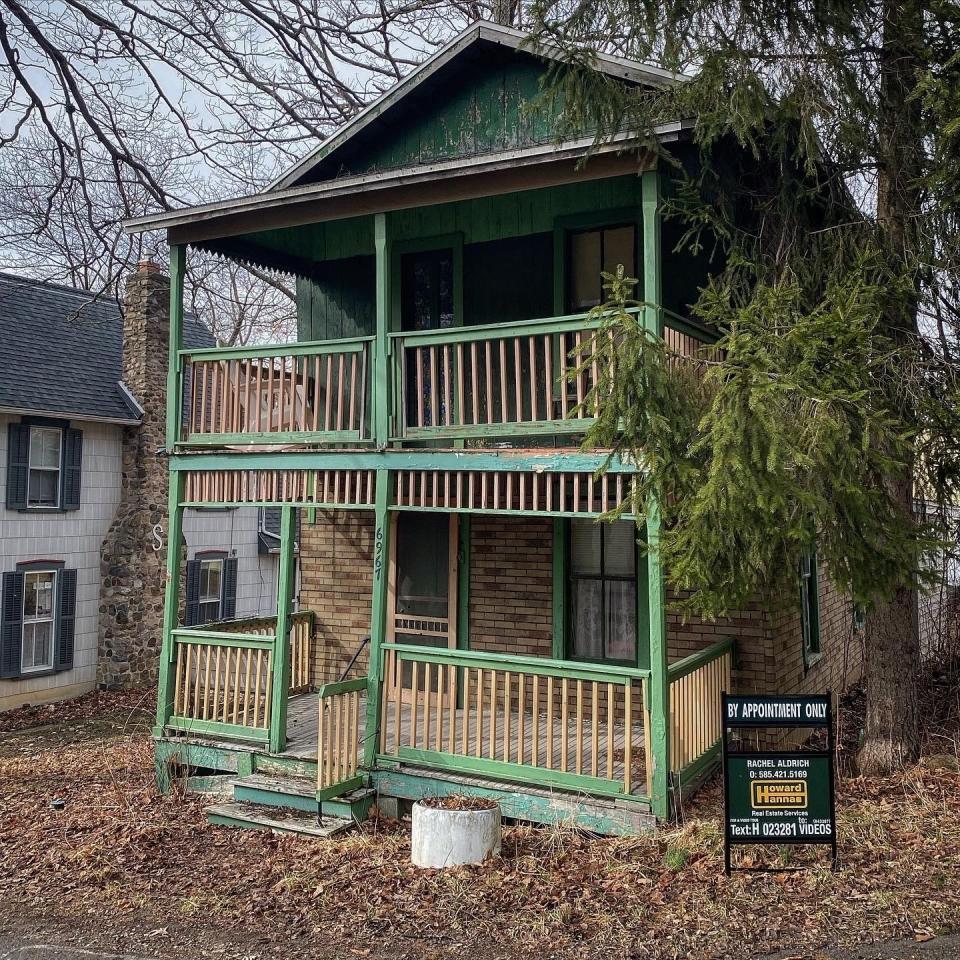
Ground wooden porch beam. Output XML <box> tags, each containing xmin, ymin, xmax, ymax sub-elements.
<box><xmin>154</xmin><ymin>471</ymin><xmax>184</xmax><ymax>736</ymax></box>
<box><xmin>268</xmin><ymin>505</ymin><xmax>297</xmax><ymax>752</ymax></box>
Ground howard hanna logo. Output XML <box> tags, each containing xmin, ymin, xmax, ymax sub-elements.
<box><xmin>751</xmin><ymin>780</ymin><xmax>808</xmax><ymax>809</ymax></box>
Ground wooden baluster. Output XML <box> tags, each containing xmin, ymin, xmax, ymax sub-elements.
<box><xmin>434</xmin><ymin>662</ymin><xmax>443</xmax><ymax>753</ymax></box>
<box><xmin>503</xmin><ymin>672</ymin><xmax>511</xmax><ymax>763</ymax></box>
<box><xmin>424</xmin><ymin>662</ymin><xmax>433</xmax><ymax>749</ymax></box>
<box><xmin>513</xmin><ymin>338</ymin><xmax>523</xmax><ymax>421</ymax></box>
<box><xmin>643</xmin><ymin>679</ymin><xmax>653</xmax><ymax>792</ymax></box>
<box><xmin>517</xmin><ymin>672</ymin><xmax>526</xmax><ymax>766</ymax></box>
<box><xmin>528</xmin><ymin>336</ymin><xmax>537</xmax><ymax>421</ymax></box>
<box><xmin>531</xmin><ymin>674</ymin><xmax>540</xmax><ymax>767</ymax></box>
<box><xmin>352</xmin><ymin>689</ymin><xmax>361</xmax><ymax>776</ymax></box>
<box><xmin>212</xmin><ymin>647</ymin><xmax>223</xmax><ymax>722</ymax></box>
<box><xmin>429</xmin><ymin>346</ymin><xmax>439</xmax><ymax>429</ymax></box>
<box><xmin>198</xmin><ymin>363</ymin><xmax>209</xmax><ymax>434</ymax></box>
<box><xmin>591</xmin><ymin>337</ymin><xmax>601</xmax><ymax>416</ymax></box>
<box><xmin>485</xmin><ymin>341</ymin><xmax>494</xmax><ymax>425</ymax></box>
<box><xmin>624</xmin><ymin>680</ymin><xmax>633</xmax><ymax>793</ymax></box>
<box><xmin>544</xmin><ymin>334</ymin><xmax>553</xmax><ymax>423</ymax></box>
<box><xmin>470</xmin><ymin>342</ymin><xmax>480</xmax><ymax>425</ymax></box>
<box><xmin>488</xmin><ymin>671</ymin><xmax>496</xmax><ymax>761</ymax></box>
<box><xmin>191</xmin><ymin>644</ymin><xmax>203</xmax><ymax>718</ymax></box>
<box><xmin>475</xmin><ymin>668</ymin><xmax>484</xmax><ymax>757</ymax></box>
<box><xmin>242</xmin><ymin>649</ymin><xmax>253</xmax><ymax>726</ymax></box>
<box><xmin>443</xmin><ymin>345</ymin><xmax>452</xmax><ymax>427</ymax></box>
<box><xmin>410</xmin><ymin>661</ymin><xmax>420</xmax><ymax>750</ymax></box>
<box><xmin>447</xmin><ymin>663</ymin><xmax>456</xmax><ymax>754</ymax></box>
<box><xmin>456</xmin><ymin>342</ymin><xmax>465</xmax><ymax>428</ymax></box>
<box><xmin>317</xmin><ymin>696</ymin><xmax>326</xmax><ymax>789</ymax></box>
<box><xmin>252</xmin><ymin>649</ymin><xmax>263</xmax><ymax>728</ymax></box>
<box><xmin>561</xmin><ymin>677</ymin><xmax>569</xmax><ymax>772</ymax></box>
<box><xmin>546</xmin><ymin>675</ymin><xmax>555</xmax><ymax>768</ymax></box>
<box><xmin>173</xmin><ymin>642</ymin><xmax>185</xmax><ymax>718</ymax></box>
<box><xmin>323</xmin><ymin>355</ymin><xmax>333</xmax><ymax>431</ymax></box>
<box><xmin>606</xmin><ymin>683</ymin><xmax>615</xmax><ymax>781</ymax></box>
<box><xmin>231</xmin><ymin>647</ymin><xmax>242</xmax><ymax>724</ymax></box>
<box><xmin>591</xmin><ymin>680</ymin><xmax>599</xmax><ymax>778</ymax></box>
<box><xmin>499</xmin><ymin>340</ymin><xmax>508</xmax><ymax>423</ymax></box>
<box><xmin>416</xmin><ymin>348</ymin><xmax>425</xmax><ymax>428</ymax></box>
<box><xmin>201</xmin><ymin>646</ymin><xmax>213</xmax><ymax>720</ymax></box>
<box><xmin>575</xmin><ymin>332</ymin><xmax>585</xmax><ymax>414</ymax></box>
<box><xmin>392</xmin><ymin>652</ymin><xmax>402</xmax><ymax>754</ymax></box>
<box><xmin>461</xmin><ymin>666</ymin><xmax>471</xmax><ymax>755</ymax></box>
<box><xmin>575</xmin><ymin>680</ymin><xmax>584</xmax><ymax>774</ymax></box>
<box><xmin>336</xmin><ymin>353</ymin><xmax>346</xmax><ymax>432</ymax></box>
<box><xmin>232</xmin><ymin>359</ymin><xmax>241</xmax><ymax>434</ymax></box>
<box><xmin>559</xmin><ymin>333</ymin><xmax>569</xmax><ymax>420</ymax></box>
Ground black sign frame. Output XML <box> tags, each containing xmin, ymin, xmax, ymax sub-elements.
<box><xmin>722</xmin><ymin>692</ymin><xmax>838</xmax><ymax>874</ymax></box>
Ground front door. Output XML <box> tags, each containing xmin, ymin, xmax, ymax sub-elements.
<box><xmin>387</xmin><ymin>512</ymin><xmax>458</xmax><ymax>704</ymax></box>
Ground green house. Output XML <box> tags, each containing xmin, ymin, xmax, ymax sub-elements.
<box><xmin>127</xmin><ymin>21</ymin><xmax>859</xmax><ymax>835</ymax></box>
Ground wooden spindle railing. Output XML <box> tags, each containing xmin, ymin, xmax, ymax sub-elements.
<box><xmin>180</xmin><ymin>337</ymin><xmax>373</xmax><ymax>445</ymax></box>
<box><xmin>390</xmin><ymin>310</ymin><xmax>719</xmax><ymax>441</ymax></box>
<box><xmin>317</xmin><ymin>677</ymin><xmax>367</xmax><ymax>797</ymax></box>
<box><xmin>668</xmin><ymin>637</ymin><xmax>734</xmax><ymax>779</ymax></box>
<box><xmin>378</xmin><ymin>644</ymin><xmax>652</xmax><ymax>799</ymax></box>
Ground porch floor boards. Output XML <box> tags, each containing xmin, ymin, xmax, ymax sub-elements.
<box><xmin>283</xmin><ymin>693</ymin><xmax>649</xmax><ymax>796</ymax></box>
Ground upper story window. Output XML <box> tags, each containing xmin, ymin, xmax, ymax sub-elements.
<box><xmin>401</xmin><ymin>248</ymin><xmax>455</xmax><ymax>331</ymax></box>
<box><xmin>185</xmin><ymin>553</ymin><xmax>238</xmax><ymax>626</ymax></box>
<box><xmin>567</xmin><ymin>224</ymin><xmax>636</xmax><ymax>312</ymax></box>
<box><xmin>568</xmin><ymin>519</ymin><xmax>637</xmax><ymax>664</ymax></box>
<box><xmin>28</xmin><ymin>427</ymin><xmax>62</xmax><ymax>508</ymax></box>
<box><xmin>799</xmin><ymin>551</ymin><xmax>821</xmax><ymax>666</ymax></box>
<box><xmin>5</xmin><ymin>421</ymin><xmax>83</xmax><ymax>513</ymax></box>
<box><xmin>22</xmin><ymin>570</ymin><xmax>56</xmax><ymax>672</ymax></box>
<box><xmin>199</xmin><ymin>557</ymin><xmax>223</xmax><ymax>623</ymax></box>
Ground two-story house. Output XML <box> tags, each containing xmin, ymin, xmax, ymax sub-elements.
<box><xmin>0</xmin><ymin>269</ymin><xmax>286</xmax><ymax>712</ymax></box>
<box><xmin>125</xmin><ymin>22</ymin><xmax>863</xmax><ymax>834</ymax></box>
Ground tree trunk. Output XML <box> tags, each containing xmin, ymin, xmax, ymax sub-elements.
<box><xmin>858</xmin><ymin>0</ymin><xmax>924</xmax><ymax>774</ymax></box>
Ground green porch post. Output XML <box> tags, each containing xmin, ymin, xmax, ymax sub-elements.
<box><xmin>642</xmin><ymin>168</ymin><xmax>671</xmax><ymax>820</ymax></box>
<box><xmin>269</xmin><ymin>505</ymin><xmax>297</xmax><ymax>753</ymax></box>
<box><xmin>363</xmin><ymin>468</ymin><xmax>392</xmax><ymax>767</ymax></box>
<box><xmin>374</xmin><ymin>213</ymin><xmax>391</xmax><ymax>446</ymax></box>
<box><xmin>166</xmin><ymin>245</ymin><xmax>185</xmax><ymax>450</ymax></box>
<box><xmin>155</xmin><ymin>471</ymin><xmax>184</xmax><ymax>736</ymax></box>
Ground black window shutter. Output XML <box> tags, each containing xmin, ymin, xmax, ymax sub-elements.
<box><xmin>184</xmin><ymin>560</ymin><xmax>201</xmax><ymax>626</ymax></box>
<box><xmin>56</xmin><ymin>568</ymin><xmax>77</xmax><ymax>671</ymax></box>
<box><xmin>61</xmin><ymin>429</ymin><xmax>83</xmax><ymax>511</ymax></box>
<box><xmin>5</xmin><ymin>423</ymin><xmax>30</xmax><ymax>511</ymax></box>
<box><xmin>221</xmin><ymin>557</ymin><xmax>238</xmax><ymax>620</ymax></box>
<box><xmin>1</xmin><ymin>572</ymin><xmax>25</xmax><ymax>679</ymax></box>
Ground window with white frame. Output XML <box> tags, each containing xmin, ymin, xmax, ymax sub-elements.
<box><xmin>22</xmin><ymin>570</ymin><xmax>56</xmax><ymax>672</ymax></box>
<box><xmin>198</xmin><ymin>557</ymin><xmax>224</xmax><ymax>623</ymax></box>
<box><xmin>27</xmin><ymin>426</ymin><xmax>62</xmax><ymax>508</ymax></box>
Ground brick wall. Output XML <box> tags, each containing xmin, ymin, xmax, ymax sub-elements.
<box><xmin>299</xmin><ymin>510</ymin><xmax>374</xmax><ymax>686</ymax></box>
<box><xmin>468</xmin><ymin>516</ymin><xmax>553</xmax><ymax>657</ymax></box>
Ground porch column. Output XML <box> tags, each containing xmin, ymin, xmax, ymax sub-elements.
<box><xmin>642</xmin><ymin>168</ymin><xmax>671</xmax><ymax>820</ymax></box>
<box><xmin>363</xmin><ymin>468</ymin><xmax>392</xmax><ymax>767</ymax></box>
<box><xmin>154</xmin><ymin>470</ymin><xmax>184</xmax><ymax>736</ymax></box>
<box><xmin>374</xmin><ymin>212</ymin><xmax>391</xmax><ymax>447</ymax></box>
<box><xmin>269</xmin><ymin>505</ymin><xmax>297</xmax><ymax>753</ymax></box>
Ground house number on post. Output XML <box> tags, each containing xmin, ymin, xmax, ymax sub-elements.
<box><xmin>722</xmin><ymin>693</ymin><xmax>838</xmax><ymax>874</ymax></box>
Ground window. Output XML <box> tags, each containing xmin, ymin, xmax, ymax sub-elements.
<box><xmin>27</xmin><ymin>427</ymin><xmax>62</xmax><ymax>508</ymax></box>
<box><xmin>567</xmin><ymin>224</ymin><xmax>636</xmax><ymax>312</ymax></box>
<box><xmin>185</xmin><ymin>554</ymin><xmax>238</xmax><ymax>626</ymax></box>
<box><xmin>22</xmin><ymin>570</ymin><xmax>56</xmax><ymax>672</ymax></box>
<box><xmin>1</xmin><ymin>565</ymin><xmax>76</xmax><ymax>679</ymax></box>
<box><xmin>401</xmin><ymin>248</ymin><xmax>455</xmax><ymax>331</ymax></box>
<box><xmin>199</xmin><ymin>558</ymin><xmax>223</xmax><ymax>623</ymax></box>
<box><xmin>569</xmin><ymin>520</ymin><xmax>637</xmax><ymax>663</ymax></box>
<box><xmin>799</xmin><ymin>551</ymin><xmax>821</xmax><ymax>665</ymax></box>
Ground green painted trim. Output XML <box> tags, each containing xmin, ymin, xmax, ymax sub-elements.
<box><xmin>179</xmin><ymin>431</ymin><xmax>368</xmax><ymax>447</ymax></box>
<box><xmin>156</xmin><ymin>474</ymin><xmax>185</xmax><ymax>730</ymax></box>
<box><xmin>233</xmin><ymin>783</ymin><xmax>318</xmax><ymax>813</ymax></box>
<box><xmin>388</xmin><ymin>747</ymin><xmax>630</xmax><ymax>797</ymax></box>
<box><xmin>396</xmin><ymin>419</ymin><xmax>596</xmax><ymax>441</ymax></box>
<box><xmin>642</xmin><ymin>168</ymin><xmax>670</xmax><ymax>822</ymax></box>
<box><xmin>389</xmin><ymin>231</ymin><xmax>465</xmax><ymax>331</ymax></box>
<box><xmin>180</xmin><ymin>336</ymin><xmax>373</xmax><ymax>362</ymax></box>
<box><xmin>180</xmin><ymin>500</ymin><xmax>372</xmax><ymax>511</ymax></box>
<box><xmin>169</xmin><ymin>448</ymin><xmax>642</xmax><ymax>475</ymax></box>
<box><xmin>389</xmin><ymin>309</ymin><xmax>607</xmax><ymax>346</ymax></box>
<box><xmin>269</xmin><ymin>505</ymin><xmax>297</xmax><ymax>753</ymax></box>
<box><xmin>364</xmin><ymin>469</ymin><xmax>392</xmax><ymax>767</ymax></box>
<box><xmin>635</xmin><ymin>523</ymin><xmax>650</xmax><ymax>672</ymax></box>
<box><xmin>166</xmin><ymin>245</ymin><xmax>185</xmax><ymax>449</ymax></box>
<box><xmin>316</xmin><ymin>775</ymin><xmax>366</xmax><ymax>801</ymax></box>
<box><xmin>382</xmin><ymin>641</ymin><xmax>650</xmax><ymax>683</ymax></box>
<box><xmin>370</xmin><ymin>768</ymin><xmax>653</xmax><ymax>836</ymax></box>
<box><xmin>155</xmin><ymin>737</ymin><xmax>250</xmax><ymax>774</ymax></box>
<box><xmin>167</xmin><ymin>716</ymin><xmax>271</xmax><ymax>742</ymax></box>
<box><xmin>552</xmin><ymin>518</ymin><xmax>566</xmax><ymax>660</ymax></box>
<box><xmin>675</xmin><ymin>739</ymin><xmax>722</xmax><ymax>787</ymax></box>
<box><xmin>172</xmin><ymin>629</ymin><xmax>275</xmax><ymax>646</ymax></box>
<box><xmin>667</xmin><ymin>636</ymin><xmax>734</xmax><ymax>682</ymax></box>
<box><xmin>317</xmin><ymin>676</ymin><xmax>368</xmax><ymax>697</ymax></box>
<box><xmin>374</xmin><ymin>213</ymin><xmax>392</xmax><ymax>445</ymax></box>
<box><xmin>388</xmin><ymin>505</ymin><xmax>634</xmax><ymax>520</ymax></box>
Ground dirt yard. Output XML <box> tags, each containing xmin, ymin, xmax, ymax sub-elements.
<box><xmin>3</xmin><ymin>684</ymin><xmax>960</xmax><ymax>960</ymax></box>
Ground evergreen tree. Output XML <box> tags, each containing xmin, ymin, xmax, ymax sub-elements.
<box><xmin>531</xmin><ymin>0</ymin><xmax>960</xmax><ymax>771</ymax></box>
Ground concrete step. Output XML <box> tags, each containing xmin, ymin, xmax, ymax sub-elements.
<box><xmin>206</xmin><ymin>802</ymin><xmax>354</xmax><ymax>838</ymax></box>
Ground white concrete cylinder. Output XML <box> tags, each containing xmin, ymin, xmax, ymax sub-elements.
<box><xmin>410</xmin><ymin>799</ymin><xmax>502</xmax><ymax>868</ymax></box>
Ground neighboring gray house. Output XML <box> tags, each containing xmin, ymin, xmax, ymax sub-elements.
<box><xmin>0</xmin><ymin>269</ymin><xmax>277</xmax><ymax>712</ymax></box>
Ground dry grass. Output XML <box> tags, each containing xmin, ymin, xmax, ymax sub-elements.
<box><xmin>2</xmin><ymin>687</ymin><xmax>960</xmax><ymax>959</ymax></box>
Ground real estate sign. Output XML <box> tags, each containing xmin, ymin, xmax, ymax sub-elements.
<box><xmin>722</xmin><ymin>694</ymin><xmax>837</xmax><ymax>873</ymax></box>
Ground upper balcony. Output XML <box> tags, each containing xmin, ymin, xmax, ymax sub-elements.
<box><xmin>174</xmin><ymin>309</ymin><xmax>718</xmax><ymax>452</ymax></box>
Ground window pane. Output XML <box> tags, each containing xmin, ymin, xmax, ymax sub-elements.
<box><xmin>603</xmin><ymin>522</ymin><xmax>636</xmax><ymax>577</ymax></box>
<box><xmin>24</xmin><ymin>572</ymin><xmax>54</xmax><ymax>619</ymax></box>
<box><xmin>31</xmin><ymin>621</ymin><xmax>53</xmax><ymax>668</ymax></box>
<box><xmin>200</xmin><ymin>559</ymin><xmax>222</xmax><ymax>603</ymax></box>
<box><xmin>401</xmin><ymin>249</ymin><xmax>455</xmax><ymax>331</ymax></box>
<box><xmin>605</xmin><ymin>580</ymin><xmax>636</xmax><ymax>661</ymax></box>
<box><xmin>569</xmin><ymin>230</ymin><xmax>602</xmax><ymax>310</ymax></box>
<box><xmin>28</xmin><ymin>469</ymin><xmax>59</xmax><ymax>507</ymax></box>
<box><xmin>570</xmin><ymin>520</ymin><xmax>602</xmax><ymax>576</ymax></box>
<box><xmin>602</xmin><ymin>226</ymin><xmax>636</xmax><ymax>279</ymax></box>
<box><xmin>571</xmin><ymin>579</ymin><xmax>603</xmax><ymax>659</ymax></box>
<box><xmin>30</xmin><ymin>428</ymin><xmax>61</xmax><ymax>468</ymax></box>
<box><xmin>395</xmin><ymin>513</ymin><xmax>449</xmax><ymax>619</ymax></box>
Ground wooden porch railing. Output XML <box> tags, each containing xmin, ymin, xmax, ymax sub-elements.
<box><xmin>668</xmin><ymin>637</ymin><xmax>734</xmax><ymax>785</ymax></box>
<box><xmin>180</xmin><ymin>337</ymin><xmax>373</xmax><ymax>445</ymax></box>
<box><xmin>317</xmin><ymin>677</ymin><xmax>367</xmax><ymax>798</ymax></box>
<box><xmin>378</xmin><ymin>644</ymin><xmax>652</xmax><ymax>800</ymax></box>
<box><xmin>169</xmin><ymin>628</ymin><xmax>275</xmax><ymax>741</ymax></box>
<box><xmin>389</xmin><ymin>310</ymin><xmax>720</xmax><ymax>441</ymax></box>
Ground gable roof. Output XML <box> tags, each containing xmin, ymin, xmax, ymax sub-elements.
<box><xmin>270</xmin><ymin>21</ymin><xmax>683</xmax><ymax>192</ymax></box>
<box><xmin>0</xmin><ymin>272</ymin><xmax>213</xmax><ymax>424</ymax></box>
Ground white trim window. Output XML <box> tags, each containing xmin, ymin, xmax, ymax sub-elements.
<box><xmin>27</xmin><ymin>426</ymin><xmax>62</xmax><ymax>508</ymax></box>
<box><xmin>22</xmin><ymin>570</ymin><xmax>56</xmax><ymax>672</ymax></box>
<box><xmin>198</xmin><ymin>557</ymin><xmax>224</xmax><ymax>623</ymax></box>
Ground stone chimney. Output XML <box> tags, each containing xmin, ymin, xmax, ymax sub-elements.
<box><xmin>97</xmin><ymin>261</ymin><xmax>173</xmax><ymax>689</ymax></box>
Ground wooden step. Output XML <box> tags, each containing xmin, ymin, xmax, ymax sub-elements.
<box><xmin>231</xmin><ymin>773</ymin><xmax>318</xmax><ymax>813</ymax></box>
<box><xmin>206</xmin><ymin>802</ymin><xmax>354</xmax><ymax>838</ymax></box>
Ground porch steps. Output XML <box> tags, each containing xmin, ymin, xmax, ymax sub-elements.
<box><xmin>229</xmin><ymin>773</ymin><xmax>377</xmax><ymax>822</ymax></box>
<box><xmin>205</xmin><ymin>802</ymin><xmax>354</xmax><ymax>838</ymax></box>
